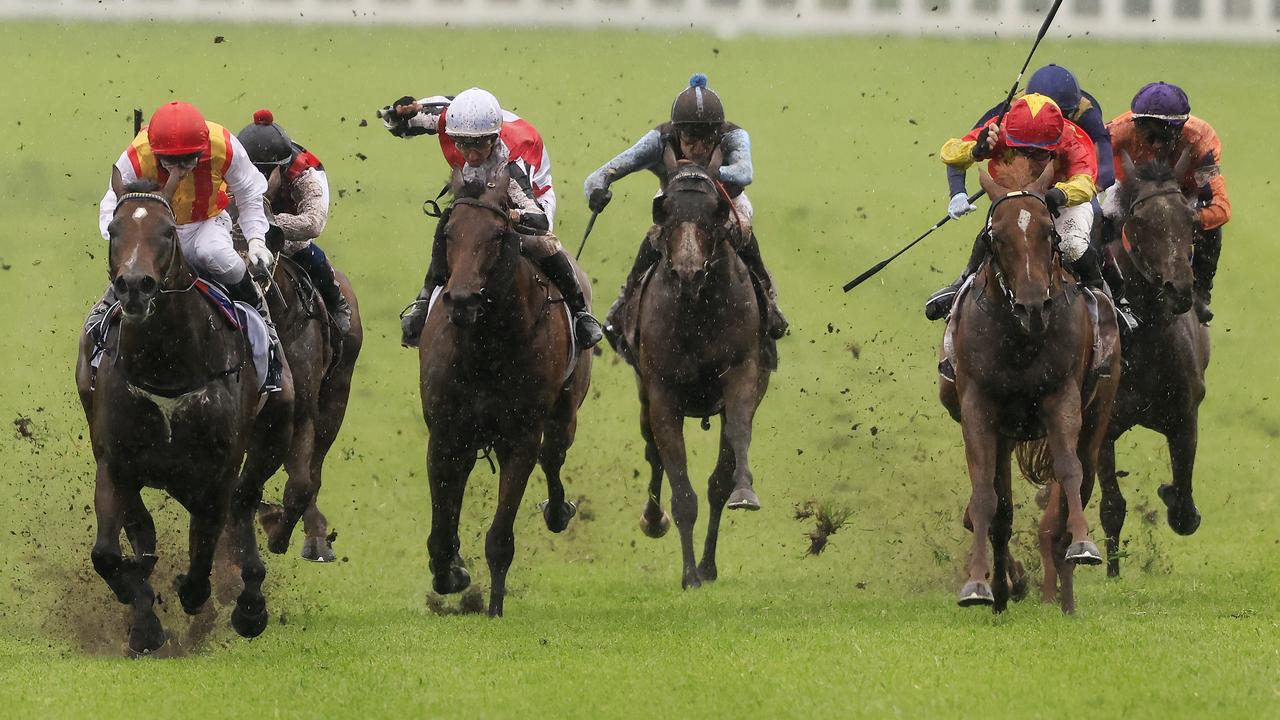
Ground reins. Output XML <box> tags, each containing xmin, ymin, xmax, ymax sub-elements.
<box><xmin>980</xmin><ymin>191</ymin><xmax>1067</xmax><ymax>312</ymax></box>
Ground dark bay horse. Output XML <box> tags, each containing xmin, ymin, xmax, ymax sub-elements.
<box><xmin>74</xmin><ymin>180</ymin><xmax>293</xmax><ymax>653</ymax></box>
<box><xmin>624</xmin><ymin>148</ymin><xmax>771</xmax><ymax>590</ymax></box>
<box><xmin>939</xmin><ymin>163</ymin><xmax>1120</xmax><ymax>614</ymax></box>
<box><xmin>256</xmin><ymin>253</ymin><xmax>364</xmax><ymax>563</ymax></box>
<box><xmin>1098</xmin><ymin>150</ymin><xmax>1210</xmax><ymax>577</ymax></box>
<box><xmin>419</xmin><ymin>167</ymin><xmax>592</xmax><ymax>617</ymax></box>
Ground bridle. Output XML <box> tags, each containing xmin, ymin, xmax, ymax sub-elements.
<box><xmin>981</xmin><ymin>190</ymin><xmax>1063</xmax><ymax>310</ymax></box>
<box><xmin>444</xmin><ymin>193</ymin><xmax>516</xmax><ymax>314</ymax></box>
<box><xmin>110</xmin><ymin>192</ymin><xmax>195</xmax><ymax>296</ymax></box>
<box><xmin>1119</xmin><ymin>184</ymin><xmax>1188</xmax><ymax>287</ymax></box>
<box><xmin>659</xmin><ymin>169</ymin><xmax>731</xmax><ymax>282</ymax></box>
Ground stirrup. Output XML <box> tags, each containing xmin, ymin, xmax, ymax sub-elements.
<box><xmin>263</xmin><ymin>350</ymin><xmax>284</xmax><ymax>394</ymax></box>
<box><xmin>1115</xmin><ymin>299</ymin><xmax>1139</xmax><ymax>335</ymax></box>
<box><xmin>924</xmin><ymin>284</ymin><xmax>960</xmax><ymax>321</ymax></box>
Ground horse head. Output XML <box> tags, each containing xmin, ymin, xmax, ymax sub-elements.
<box><xmin>1116</xmin><ymin>149</ymin><xmax>1196</xmax><ymax>316</ymax></box>
<box><xmin>656</xmin><ymin>143</ymin><xmax>729</xmax><ymax>298</ymax></box>
<box><xmin>442</xmin><ymin>164</ymin><xmax>515</xmax><ymax>328</ymax></box>
<box><xmin>107</xmin><ymin>177</ymin><xmax>185</xmax><ymax>322</ymax></box>
<box><xmin>978</xmin><ymin>162</ymin><xmax>1059</xmax><ymax>336</ymax></box>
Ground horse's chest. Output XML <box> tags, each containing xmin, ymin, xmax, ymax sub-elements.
<box><xmin>106</xmin><ymin>382</ymin><xmax>245</xmax><ymax>451</ymax></box>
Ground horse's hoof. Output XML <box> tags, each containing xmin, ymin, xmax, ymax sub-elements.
<box><xmin>127</xmin><ymin>613</ymin><xmax>167</xmax><ymax>656</ymax></box>
<box><xmin>696</xmin><ymin>562</ymin><xmax>718</xmax><ymax>583</ymax></box>
<box><xmin>258</xmin><ymin>504</ymin><xmax>290</xmax><ymax>554</ymax></box>
<box><xmin>1009</xmin><ymin>575</ymin><xmax>1028</xmax><ymax>602</ymax></box>
<box><xmin>640</xmin><ymin>511</ymin><xmax>671</xmax><ymax>539</ymax></box>
<box><xmin>957</xmin><ymin>581</ymin><xmax>994</xmax><ymax>607</ymax></box>
<box><xmin>1065</xmin><ymin>540</ymin><xmax>1104</xmax><ymax>565</ymax></box>
<box><xmin>174</xmin><ymin>574</ymin><xmax>211</xmax><ymax>615</ymax></box>
<box><xmin>230</xmin><ymin>600</ymin><xmax>269</xmax><ymax>639</ymax></box>
<box><xmin>538</xmin><ymin>499</ymin><xmax>577</xmax><ymax>534</ymax></box>
<box><xmin>300</xmin><ymin>537</ymin><xmax>336</xmax><ymax>563</ymax></box>
<box><xmin>682</xmin><ymin>574</ymin><xmax>702</xmax><ymax>591</ymax></box>
<box><xmin>1107</xmin><ymin>561</ymin><xmax>1121</xmax><ymax>579</ymax></box>
<box><xmin>1158</xmin><ymin>485</ymin><xmax>1201</xmax><ymax>535</ymax></box>
<box><xmin>433</xmin><ymin>566</ymin><xmax>471</xmax><ymax>595</ymax></box>
<box><xmin>726</xmin><ymin>486</ymin><xmax>761</xmax><ymax>511</ymax></box>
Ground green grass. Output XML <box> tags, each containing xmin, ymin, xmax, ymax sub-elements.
<box><xmin>1</xmin><ymin>21</ymin><xmax>1278</xmax><ymax>718</ymax></box>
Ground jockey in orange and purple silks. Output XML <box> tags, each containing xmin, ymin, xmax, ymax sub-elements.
<box><xmin>1102</xmin><ymin>82</ymin><xmax>1230</xmax><ymax>324</ymax></box>
<box><xmin>924</xmin><ymin>93</ymin><xmax>1107</xmax><ymax>323</ymax></box>
<box><xmin>237</xmin><ymin>109</ymin><xmax>352</xmax><ymax>334</ymax></box>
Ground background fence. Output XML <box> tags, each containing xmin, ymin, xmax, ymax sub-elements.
<box><xmin>3</xmin><ymin>0</ymin><xmax>1277</xmax><ymax>40</ymax></box>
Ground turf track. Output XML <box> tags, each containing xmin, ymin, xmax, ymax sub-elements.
<box><xmin>0</xmin><ymin>21</ymin><xmax>1276</xmax><ymax>718</ymax></box>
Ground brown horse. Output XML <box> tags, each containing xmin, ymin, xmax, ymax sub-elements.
<box><xmin>74</xmin><ymin>180</ymin><xmax>293</xmax><ymax>654</ymax></box>
<box><xmin>256</xmin><ymin>253</ymin><xmax>364</xmax><ymax>563</ymax></box>
<box><xmin>418</xmin><ymin>166</ymin><xmax>592</xmax><ymax>617</ymax></box>
<box><xmin>1098</xmin><ymin>150</ymin><xmax>1210</xmax><ymax>577</ymax></box>
<box><xmin>622</xmin><ymin>148</ymin><xmax>771</xmax><ymax>590</ymax></box>
<box><xmin>939</xmin><ymin>163</ymin><xmax>1120</xmax><ymax>614</ymax></box>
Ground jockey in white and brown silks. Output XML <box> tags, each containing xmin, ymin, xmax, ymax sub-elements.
<box><xmin>582</xmin><ymin>73</ymin><xmax>788</xmax><ymax>350</ymax></box>
<box><xmin>236</xmin><ymin>109</ymin><xmax>353</xmax><ymax>334</ymax></box>
<box><xmin>380</xmin><ymin>87</ymin><xmax>603</xmax><ymax>350</ymax></box>
<box><xmin>923</xmin><ymin>92</ymin><xmax>1109</xmax><ymax>327</ymax></box>
<box><xmin>93</xmin><ymin>101</ymin><xmax>286</xmax><ymax>391</ymax></box>
<box><xmin>1103</xmin><ymin>82</ymin><xmax>1231</xmax><ymax>325</ymax></box>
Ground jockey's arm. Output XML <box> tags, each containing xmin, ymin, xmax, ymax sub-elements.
<box><xmin>1055</xmin><ymin>134</ymin><xmax>1099</xmax><ymax>207</ymax></box>
<box><xmin>582</xmin><ymin>129</ymin><xmax>664</xmax><ymax>201</ymax></box>
<box><xmin>276</xmin><ymin>168</ymin><xmax>330</xmax><ymax>241</ymax></box>
<box><xmin>1056</xmin><ymin>173</ymin><xmax>1098</xmax><ymax>207</ymax></box>
<box><xmin>225</xmin><ymin>135</ymin><xmax>269</xmax><ymax>242</ymax></box>
<box><xmin>940</xmin><ymin>137</ymin><xmax>979</xmax><ymax>171</ymax></box>
<box><xmin>507</xmin><ymin>177</ymin><xmax>550</xmax><ymax>234</ymax></box>
<box><xmin>1191</xmin><ymin>125</ymin><xmax>1230</xmax><ymax>229</ymax></box>
<box><xmin>382</xmin><ymin>95</ymin><xmax>450</xmax><ymax>138</ymax></box>
<box><xmin>99</xmin><ymin>154</ymin><xmax>140</xmax><ymax>239</ymax></box>
<box><xmin>717</xmin><ymin>128</ymin><xmax>753</xmax><ymax>188</ymax></box>
<box><xmin>944</xmin><ymin>107</ymin><xmax>1001</xmax><ymax>198</ymax></box>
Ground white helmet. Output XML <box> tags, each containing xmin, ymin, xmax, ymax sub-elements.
<box><xmin>445</xmin><ymin>88</ymin><xmax>503</xmax><ymax>137</ymax></box>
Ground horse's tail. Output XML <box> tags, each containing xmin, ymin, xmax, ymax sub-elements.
<box><xmin>1015</xmin><ymin>438</ymin><xmax>1056</xmax><ymax>487</ymax></box>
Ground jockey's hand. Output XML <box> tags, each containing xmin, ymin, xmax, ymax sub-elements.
<box><xmin>972</xmin><ymin>123</ymin><xmax>1000</xmax><ymax>160</ymax></box>
<box><xmin>948</xmin><ymin>192</ymin><xmax>977</xmax><ymax>220</ymax></box>
<box><xmin>394</xmin><ymin>97</ymin><xmax>421</xmax><ymax>117</ymax></box>
<box><xmin>588</xmin><ymin>187</ymin><xmax>612</xmax><ymax>213</ymax></box>
<box><xmin>508</xmin><ymin>209</ymin><xmax>523</xmax><ymax>224</ymax></box>
<box><xmin>1045</xmin><ymin>187</ymin><xmax>1068</xmax><ymax>216</ymax></box>
<box><xmin>247</xmin><ymin>237</ymin><xmax>274</xmax><ymax>279</ymax></box>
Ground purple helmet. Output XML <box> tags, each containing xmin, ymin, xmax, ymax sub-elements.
<box><xmin>1131</xmin><ymin>82</ymin><xmax>1190</xmax><ymax>126</ymax></box>
<box><xmin>1027</xmin><ymin>64</ymin><xmax>1081</xmax><ymax>118</ymax></box>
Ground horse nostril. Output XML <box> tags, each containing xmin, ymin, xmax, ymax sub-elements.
<box><xmin>112</xmin><ymin>277</ymin><xmax>128</xmax><ymax>295</ymax></box>
<box><xmin>139</xmin><ymin>276</ymin><xmax>158</xmax><ymax>294</ymax></box>
<box><xmin>1043</xmin><ymin>296</ymin><xmax>1054</xmax><ymax>310</ymax></box>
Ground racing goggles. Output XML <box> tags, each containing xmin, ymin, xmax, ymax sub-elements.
<box><xmin>677</xmin><ymin>124</ymin><xmax>719</xmax><ymax>145</ymax></box>
<box><xmin>1012</xmin><ymin>147</ymin><xmax>1054</xmax><ymax>162</ymax></box>
<box><xmin>453</xmin><ymin>135</ymin><xmax>497</xmax><ymax>151</ymax></box>
<box><xmin>158</xmin><ymin>152</ymin><xmax>201</xmax><ymax>171</ymax></box>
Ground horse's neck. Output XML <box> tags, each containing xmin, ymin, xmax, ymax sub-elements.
<box><xmin>974</xmin><ymin>264</ymin><xmax>1072</xmax><ymax>356</ymax></box>
<box><xmin>474</xmin><ymin>253</ymin><xmax>543</xmax><ymax>339</ymax></box>
<box><xmin>118</xmin><ymin>271</ymin><xmax>229</xmax><ymax>385</ymax></box>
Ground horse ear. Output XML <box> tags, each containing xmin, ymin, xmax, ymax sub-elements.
<box><xmin>1032</xmin><ymin>161</ymin><xmax>1056</xmax><ymax>196</ymax></box>
<box><xmin>662</xmin><ymin>142</ymin><xmax>678</xmax><ymax>174</ymax></box>
<box><xmin>489</xmin><ymin>165</ymin><xmax>511</xmax><ymax>202</ymax></box>
<box><xmin>651</xmin><ymin>194</ymin><xmax>668</xmax><ymax>225</ymax></box>
<box><xmin>707</xmin><ymin>146</ymin><xmax>723</xmax><ymax>178</ymax></box>
<box><xmin>1172</xmin><ymin>146</ymin><xmax>1193</xmax><ymax>180</ymax></box>
<box><xmin>1121</xmin><ymin>150</ymin><xmax>1137</xmax><ymax>182</ymax></box>
<box><xmin>716</xmin><ymin>196</ymin><xmax>731</xmax><ymax>226</ymax></box>
<box><xmin>110</xmin><ymin>167</ymin><xmax>125</xmax><ymax>199</ymax></box>
<box><xmin>977</xmin><ymin>166</ymin><xmax>1008</xmax><ymax>202</ymax></box>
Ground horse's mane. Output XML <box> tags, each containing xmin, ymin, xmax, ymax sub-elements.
<box><xmin>123</xmin><ymin>179</ymin><xmax>162</xmax><ymax>194</ymax></box>
<box><xmin>1116</xmin><ymin>160</ymin><xmax>1179</xmax><ymax>216</ymax></box>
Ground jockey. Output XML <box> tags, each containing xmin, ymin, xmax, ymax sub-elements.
<box><xmin>1103</xmin><ymin>82</ymin><xmax>1230</xmax><ymax>324</ymax></box>
<box><xmin>237</xmin><ymin>108</ymin><xmax>353</xmax><ymax>334</ymax></box>
<box><xmin>925</xmin><ymin>93</ymin><xmax>1104</xmax><ymax>322</ymax></box>
<box><xmin>381</xmin><ymin>87</ymin><xmax>602</xmax><ymax>349</ymax></box>
<box><xmin>95</xmin><ymin>101</ymin><xmax>285</xmax><ymax>391</ymax></box>
<box><xmin>582</xmin><ymin>73</ymin><xmax>787</xmax><ymax>342</ymax></box>
<box><xmin>945</xmin><ymin>64</ymin><xmax>1115</xmax><ymax>222</ymax></box>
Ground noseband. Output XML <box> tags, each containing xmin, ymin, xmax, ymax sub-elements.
<box><xmin>1120</xmin><ymin>184</ymin><xmax>1189</xmax><ymax>287</ymax></box>
<box><xmin>982</xmin><ymin>191</ymin><xmax>1061</xmax><ymax>309</ymax></box>
<box><xmin>111</xmin><ymin>192</ymin><xmax>191</xmax><ymax>293</ymax></box>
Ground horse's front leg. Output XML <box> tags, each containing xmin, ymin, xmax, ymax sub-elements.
<box><xmin>646</xmin><ymin>387</ymin><xmax>701</xmax><ymax>589</ymax></box>
<box><xmin>720</xmin><ymin>362</ymin><xmax>762</xmax><ymax>512</ymax></box>
<box><xmin>1098</xmin><ymin>436</ymin><xmax>1127</xmax><ymax>577</ymax></box>
<box><xmin>957</xmin><ymin>389</ymin><xmax>999</xmax><ymax>608</ymax></box>
<box><xmin>1159</xmin><ymin>421</ymin><xmax>1203</xmax><ymax>536</ymax></box>
<box><xmin>426</xmin><ymin>435</ymin><xmax>476</xmax><ymax>595</ymax></box>
<box><xmin>486</xmin><ymin>432</ymin><xmax>541</xmax><ymax>618</ymax></box>
<box><xmin>991</xmin><ymin>436</ymin><xmax>1017</xmax><ymax>612</ymax></box>
<box><xmin>638</xmin><ymin>393</ymin><xmax>670</xmax><ymax>539</ymax></box>
<box><xmin>91</xmin><ymin>461</ymin><xmax>164</xmax><ymax>654</ymax></box>
<box><xmin>1041</xmin><ymin>383</ymin><xmax>1103</xmax><ymax>567</ymax></box>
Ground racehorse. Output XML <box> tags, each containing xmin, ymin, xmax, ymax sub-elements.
<box><xmin>418</xmin><ymin>166</ymin><xmax>592</xmax><ymax>617</ymax></box>
<box><xmin>256</xmin><ymin>251</ymin><xmax>363</xmax><ymax>563</ymax></box>
<box><xmin>939</xmin><ymin>161</ymin><xmax>1120</xmax><ymax>614</ymax></box>
<box><xmin>621</xmin><ymin>147</ymin><xmax>771</xmax><ymax>590</ymax></box>
<box><xmin>74</xmin><ymin>179</ymin><xmax>293</xmax><ymax>654</ymax></box>
<box><xmin>1097</xmin><ymin>150</ymin><xmax>1209</xmax><ymax>577</ymax></box>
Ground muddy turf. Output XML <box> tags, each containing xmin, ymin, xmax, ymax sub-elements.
<box><xmin>0</xmin><ymin>21</ymin><xmax>1276</xmax><ymax>718</ymax></box>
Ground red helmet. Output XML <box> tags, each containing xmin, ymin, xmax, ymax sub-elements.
<box><xmin>1003</xmin><ymin>94</ymin><xmax>1065</xmax><ymax>150</ymax></box>
<box><xmin>147</xmin><ymin>101</ymin><xmax>209</xmax><ymax>156</ymax></box>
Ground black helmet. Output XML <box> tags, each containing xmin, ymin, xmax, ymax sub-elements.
<box><xmin>238</xmin><ymin>109</ymin><xmax>293</xmax><ymax>170</ymax></box>
<box><xmin>671</xmin><ymin>73</ymin><xmax>724</xmax><ymax>127</ymax></box>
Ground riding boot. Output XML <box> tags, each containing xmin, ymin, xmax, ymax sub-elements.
<box><xmin>401</xmin><ymin>210</ymin><xmax>450</xmax><ymax>348</ymax></box>
<box><xmin>924</xmin><ymin>232</ymin><xmax>987</xmax><ymax>321</ymax></box>
<box><xmin>737</xmin><ymin>231</ymin><xmax>788</xmax><ymax>340</ymax></box>
<box><xmin>1100</xmin><ymin>247</ymin><xmax>1139</xmax><ymax>335</ymax></box>
<box><xmin>1192</xmin><ymin>227</ymin><xmax>1221</xmax><ymax>324</ymax></box>
<box><xmin>227</xmin><ymin>272</ymin><xmax>285</xmax><ymax>393</ymax></box>
<box><xmin>605</xmin><ymin>227</ymin><xmax>663</xmax><ymax>342</ymax></box>
<box><xmin>294</xmin><ymin>243</ymin><xmax>352</xmax><ymax>335</ymax></box>
<box><xmin>538</xmin><ymin>249</ymin><xmax>604</xmax><ymax>350</ymax></box>
<box><xmin>1072</xmin><ymin>246</ymin><xmax>1138</xmax><ymax>335</ymax></box>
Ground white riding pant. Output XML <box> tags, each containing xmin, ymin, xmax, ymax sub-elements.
<box><xmin>179</xmin><ymin>211</ymin><xmax>248</xmax><ymax>285</ymax></box>
<box><xmin>1099</xmin><ymin>185</ymin><xmax>1125</xmax><ymax>221</ymax></box>
<box><xmin>1054</xmin><ymin>201</ymin><xmax>1093</xmax><ymax>263</ymax></box>
<box><xmin>537</xmin><ymin>187</ymin><xmax>558</xmax><ymax>232</ymax></box>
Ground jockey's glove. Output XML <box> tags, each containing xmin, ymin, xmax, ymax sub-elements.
<box><xmin>588</xmin><ymin>187</ymin><xmax>613</xmax><ymax>213</ymax></box>
<box><xmin>247</xmin><ymin>237</ymin><xmax>274</xmax><ymax>278</ymax></box>
<box><xmin>971</xmin><ymin>124</ymin><xmax>999</xmax><ymax>161</ymax></box>
<box><xmin>1045</xmin><ymin>187</ymin><xmax>1068</xmax><ymax>216</ymax></box>
<box><xmin>948</xmin><ymin>192</ymin><xmax>977</xmax><ymax>220</ymax></box>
